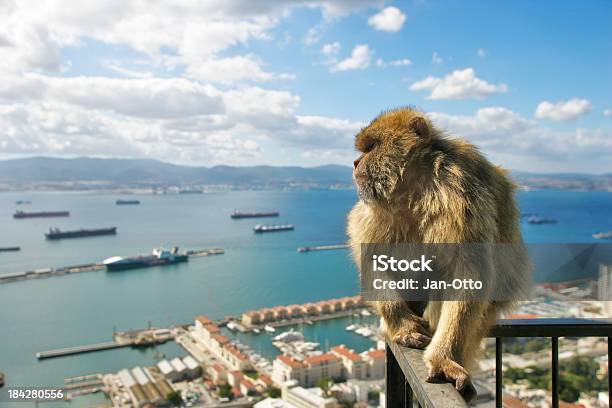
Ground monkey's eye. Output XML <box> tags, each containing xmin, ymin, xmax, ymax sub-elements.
<box><xmin>356</xmin><ymin>135</ymin><xmax>377</xmax><ymax>153</ymax></box>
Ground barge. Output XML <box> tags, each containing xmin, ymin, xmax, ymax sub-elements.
<box><xmin>231</xmin><ymin>211</ymin><xmax>279</xmax><ymax>219</ymax></box>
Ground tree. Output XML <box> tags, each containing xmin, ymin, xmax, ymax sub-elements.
<box><xmin>218</xmin><ymin>383</ymin><xmax>233</xmax><ymax>399</ymax></box>
<box><xmin>166</xmin><ymin>391</ymin><xmax>183</xmax><ymax>407</ymax></box>
<box><xmin>268</xmin><ymin>387</ymin><xmax>281</xmax><ymax>398</ymax></box>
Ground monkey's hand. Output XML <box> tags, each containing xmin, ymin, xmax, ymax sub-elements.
<box><xmin>424</xmin><ymin>356</ymin><xmax>477</xmax><ymax>402</ymax></box>
<box><xmin>390</xmin><ymin>315</ymin><xmax>432</xmax><ymax>349</ymax></box>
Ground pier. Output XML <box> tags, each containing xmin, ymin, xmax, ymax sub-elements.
<box><xmin>36</xmin><ymin>341</ymin><xmax>128</xmax><ymax>359</ymax></box>
<box><xmin>297</xmin><ymin>244</ymin><xmax>348</xmax><ymax>252</ymax></box>
<box><xmin>0</xmin><ymin>247</ymin><xmax>224</xmax><ymax>285</ymax></box>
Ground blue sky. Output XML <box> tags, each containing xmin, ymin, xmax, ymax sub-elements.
<box><xmin>0</xmin><ymin>0</ymin><xmax>610</xmax><ymax>172</ymax></box>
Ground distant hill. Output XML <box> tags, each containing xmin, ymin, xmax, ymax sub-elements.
<box><xmin>0</xmin><ymin>157</ymin><xmax>611</xmax><ymax>191</ymax></box>
<box><xmin>0</xmin><ymin>157</ymin><xmax>354</xmax><ymax>189</ymax></box>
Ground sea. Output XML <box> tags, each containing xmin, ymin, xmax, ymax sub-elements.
<box><xmin>0</xmin><ymin>189</ymin><xmax>611</xmax><ymax>407</ymax></box>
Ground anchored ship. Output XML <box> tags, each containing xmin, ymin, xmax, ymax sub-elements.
<box><xmin>231</xmin><ymin>210</ymin><xmax>279</xmax><ymax>219</ymax></box>
<box><xmin>526</xmin><ymin>215</ymin><xmax>557</xmax><ymax>225</ymax></box>
<box><xmin>14</xmin><ymin>210</ymin><xmax>70</xmax><ymax>219</ymax></box>
<box><xmin>104</xmin><ymin>247</ymin><xmax>188</xmax><ymax>271</ymax></box>
<box><xmin>45</xmin><ymin>227</ymin><xmax>117</xmax><ymax>240</ymax></box>
<box><xmin>253</xmin><ymin>224</ymin><xmax>294</xmax><ymax>233</ymax></box>
<box><xmin>116</xmin><ymin>199</ymin><xmax>140</xmax><ymax>205</ymax></box>
<box><xmin>593</xmin><ymin>231</ymin><xmax>612</xmax><ymax>240</ymax></box>
<box><xmin>0</xmin><ymin>246</ymin><xmax>20</xmax><ymax>252</ymax></box>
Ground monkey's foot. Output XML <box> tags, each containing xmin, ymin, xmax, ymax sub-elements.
<box><xmin>425</xmin><ymin>357</ymin><xmax>477</xmax><ymax>402</ymax></box>
<box><xmin>391</xmin><ymin>317</ymin><xmax>432</xmax><ymax>349</ymax></box>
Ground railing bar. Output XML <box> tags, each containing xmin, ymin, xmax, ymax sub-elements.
<box><xmin>405</xmin><ymin>379</ymin><xmax>413</xmax><ymax>408</ymax></box>
<box><xmin>551</xmin><ymin>337</ymin><xmax>559</xmax><ymax>408</ymax></box>
<box><xmin>386</xmin><ymin>343</ymin><xmax>406</xmax><ymax>408</ymax></box>
<box><xmin>608</xmin><ymin>337</ymin><xmax>611</xmax><ymax>408</ymax></box>
<box><xmin>496</xmin><ymin>337</ymin><xmax>502</xmax><ymax>408</ymax></box>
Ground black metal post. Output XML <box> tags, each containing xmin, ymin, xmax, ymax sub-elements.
<box><xmin>386</xmin><ymin>343</ymin><xmax>407</xmax><ymax>407</ymax></box>
<box><xmin>551</xmin><ymin>337</ymin><xmax>559</xmax><ymax>408</ymax></box>
<box><xmin>608</xmin><ymin>337</ymin><xmax>611</xmax><ymax>408</ymax></box>
<box><xmin>496</xmin><ymin>337</ymin><xmax>502</xmax><ymax>408</ymax></box>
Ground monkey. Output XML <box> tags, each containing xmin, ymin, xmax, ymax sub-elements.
<box><xmin>347</xmin><ymin>107</ymin><xmax>531</xmax><ymax>401</ymax></box>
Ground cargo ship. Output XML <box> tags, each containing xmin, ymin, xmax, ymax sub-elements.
<box><xmin>116</xmin><ymin>199</ymin><xmax>140</xmax><ymax>205</ymax></box>
<box><xmin>253</xmin><ymin>224</ymin><xmax>294</xmax><ymax>233</ymax></box>
<box><xmin>45</xmin><ymin>227</ymin><xmax>117</xmax><ymax>240</ymax></box>
<box><xmin>231</xmin><ymin>210</ymin><xmax>279</xmax><ymax>219</ymax></box>
<box><xmin>103</xmin><ymin>247</ymin><xmax>188</xmax><ymax>271</ymax></box>
<box><xmin>0</xmin><ymin>246</ymin><xmax>20</xmax><ymax>252</ymax></box>
<box><xmin>13</xmin><ymin>210</ymin><xmax>69</xmax><ymax>219</ymax></box>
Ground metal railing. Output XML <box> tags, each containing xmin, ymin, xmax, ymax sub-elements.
<box><xmin>385</xmin><ymin>318</ymin><xmax>612</xmax><ymax>408</ymax></box>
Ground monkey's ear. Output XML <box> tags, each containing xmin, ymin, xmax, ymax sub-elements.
<box><xmin>407</xmin><ymin>116</ymin><xmax>431</xmax><ymax>139</ymax></box>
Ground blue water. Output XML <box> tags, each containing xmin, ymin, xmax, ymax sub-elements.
<box><xmin>0</xmin><ymin>189</ymin><xmax>610</xmax><ymax>406</ymax></box>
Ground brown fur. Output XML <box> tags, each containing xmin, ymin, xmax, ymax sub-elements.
<box><xmin>347</xmin><ymin>107</ymin><xmax>530</xmax><ymax>401</ymax></box>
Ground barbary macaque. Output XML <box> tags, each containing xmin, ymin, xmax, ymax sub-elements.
<box><xmin>347</xmin><ymin>107</ymin><xmax>530</xmax><ymax>401</ymax></box>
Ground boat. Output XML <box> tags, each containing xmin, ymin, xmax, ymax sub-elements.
<box><xmin>45</xmin><ymin>227</ymin><xmax>117</xmax><ymax>240</ymax></box>
<box><xmin>231</xmin><ymin>211</ymin><xmax>279</xmax><ymax>219</ymax></box>
<box><xmin>116</xmin><ymin>199</ymin><xmax>140</xmax><ymax>205</ymax></box>
<box><xmin>361</xmin><ymin>310</ymin><xmax>372</xmax><ymax>317</ymax></box>
<box><xmin>253</xmin><ymin>328</ymin><xmax>261</xmax><ymax>334</ymax></box>
<box><xmin>178</xmin><ymin>189</ymin><xmax>203</xmax><ymax>194</ymax></box>
<box><xmin>0</xmin><ymin>246</ymin><xmax>20</xmax><ymax>252</ymax></box>
<box><xmin>104</xmin><ymin>247</ymin><xmax>188</xmax><ymax>271</ymax></box>
<box><xmin>345</xmin><ymin>324</ymin><xmax>356</xmax><ymax>331</ymax></box>
<box><xmin>15</xmin><ymin>200</ymin><xmax>31</xmax><ymax>205</ymax></box>
<box><xmin>226</xmin><ymin>322</ymin><xmax>238</xmax><ymax>331</ymax></box>
<box><xmin>593</xmin><ymin>231</ymin><xmax>612</xmax><ymax>240</ymax></box>
<box><xmin>13</xmin><ymin>210</ymin><xmax>69</xmax><ymax>219</ymax></box>
<box><xmin>253</xmin><ymin>224</ymin><xmax>294</xmax><ymax>233</ymax></box>
<box><xmin>274</xmin><ymin>329</ymin><xmax>305</xmax><ymax>343</ymax></box>
<box><xmin>264</xmin><ymin>325</ymin><xmax>276</xmax><ymax>333</ymax></box>
<box><xmin>526</xmin><ymin>216</ymin><xmax>557</xmax><ymax>225</ymax></box>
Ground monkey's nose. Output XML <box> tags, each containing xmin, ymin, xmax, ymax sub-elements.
<box><xmin>353</xmin><ymin>157</ymin><xmax>361</xmax><ymax>169</ymax></box>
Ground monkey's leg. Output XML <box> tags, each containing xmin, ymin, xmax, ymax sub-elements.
<box><xmin>423</xmin><ymin>301</ymin><xmax>488</xmax><ymax>402</ymax></box>
<box><xmin>378</xmin><ymin>301</ymin><xmax>432</xmax><ymax>349</ymax></box>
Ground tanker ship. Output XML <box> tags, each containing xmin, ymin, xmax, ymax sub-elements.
<box><xmin>104</xmin><ymin>247</ymin><xmax>188</xmax><ymax>271</ymax></box>
<box><xmin>14</xmin><ymin>210</ymin><xmax>70</xmax><ymax>219</ymax></box>
<box><xmin>45</xmin><ymin>227</ymin><xmax>117</xmax><ymax>240</ymax></box>
<box><xmin>231</xmin><ymin>210</ymin><xmax>279</xmax><ymax>219</ymax></box>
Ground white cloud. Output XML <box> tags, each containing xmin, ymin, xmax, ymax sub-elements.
<box><xmin>322</xmin><ymin>42</ymin><xmax>341</xmax><ymax>55</ymax></box>
<box><xmin>331</xmin><ymin>44</ymin><xmax>372</xmax><ymax>72</ymax></box>
<box><xmin>431</xmin><ymin>52</ymin><xmax>443</xmax><ymax>64</ymax></box>
<box><xmin>410</xmin><ymin>68</ymin><xmax>508</xmax><ymax>100</ymax></box>
<box><xmin>477</xmin><ymin>48</ymin><xmax>486</xmax><ymax>57</ymax></box>
<box><xmin>604</xmin><ymin>109</ymin><xmax>612</xmax><ymax>117</ymax></box>
<box><xmin>367</xmin><ymin>6</ymin><xmax>406</xmax><ymax>32</ymax></box>
<box><xmin>428</xmin><ymin>107</ymin><xmax>612</xmax><ymax>172</ymax></box>
<box><xmin>185</xmin><ymin>55</ymin><xmax>294</xmax><ymax>84</ymax></box>
<box><xmin>535</xmin><ymin>98</ymin><xmax>592</xmax><ymax>122</ymax></box>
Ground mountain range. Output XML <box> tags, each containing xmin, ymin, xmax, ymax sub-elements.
<box><xmin>1</xmin><ymin>157</ymin><xmax>611</xmax><ymax>191</ymax></box>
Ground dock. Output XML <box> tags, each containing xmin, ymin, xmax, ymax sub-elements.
<box><xmin>297</xmin><ymin>244</ymin><xmax>349</xmax><ymax>253</ymax></box>
<box><xmin>37</xmin><ymin>341</ymin><xmax>128</xmax><ymax>359</ymax></box>
<box><xmin>1</xmin><ymin>247</ymin><xmax>224</xmax><ymax>285</ymax></box>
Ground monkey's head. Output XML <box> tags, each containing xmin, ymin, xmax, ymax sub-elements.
<box><xmin>353</xmin><ymin>108</ymin><xmax>433</xmax><ymax>205</ymax></box>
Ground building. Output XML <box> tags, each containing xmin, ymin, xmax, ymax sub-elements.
<box><xmin>131</xmin><ymin>366</ymin><xmax>163</xmax><ymax>404</ymax></box>
<box><xmin>240</xmin><ymin>378</ymin><xmax>257</xmax><ymax>396</ymax></box>
<box><xmin>287</xmin><ymin>305</ymin><xmax>304</xmax><ymax>318</ymax></box>
<box><xmin>223</xmin><ymin>345</ymin><xmax>251</xmax><ymax>370</ymax></box>
<box><xmin>182</xmin><ymin>355</ymin><xmax>202</xmax><ymax>379</ymax></box>
<box><xmin>282</xmin><ymin>385</ymin><xmax>338</xmax><ymax>408</ymax></box>
<box><xmin>157</xmin><ymin>359</ymin><xmax>181</xmax><ymax>383</ymax></box>
<box><xmin>361</xmin><ymin>349</ymin><xmax>385</xmax><ymax>379</ymax></box>
<box><xmin>242</xmin><ymin>310</ymin><xmax>262</xmax><ymax>326</ymax></box>
<box><xmin>208</xmin><ymin>363</ymin><xmax>227</xmax><ymax>383</ymax></box>
<box><xmin>598</xmin><ymin>264</ymin><xmax>612</xmax><ymax>317</ymax></box>
<box><xmin>170</xmin><ymin>357</ymin><xmax>187</xmax><ymax>381</ymax></box>
<box><xmin>273</xmin><ymin>355</ymin><xmax>305</xmax><ymax>385</ymax></box>
<box><xmin>302</xmin><ymin>354</ymin><xmax>342</xmax><ymax>386</ymax></box>
<box><xmin>227</xmin><ymin>370</ymin><xmax>243</xmax><ymax>387</ymax></box>
<box><xmin>331</xmin><ymin>345</ymin><xmax>367</xmax><ymax>379</ymax></box>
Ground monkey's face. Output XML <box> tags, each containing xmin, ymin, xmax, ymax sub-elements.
<box><xmin>353</xmin><ymin>109</ymin><xmax>431</xmax><ymax>204</ymax></box>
